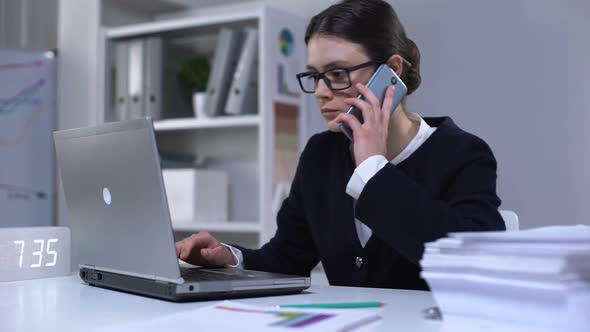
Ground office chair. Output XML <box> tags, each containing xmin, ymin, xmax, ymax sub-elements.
<box><xmin>499</xmin><ymin>210</ymin><xmax>519</xmax><ymax>231</ymax></box>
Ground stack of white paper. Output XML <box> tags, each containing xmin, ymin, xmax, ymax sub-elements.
<box><xmin>420</xmin><ymin>225</ymin><xmax>590</xmax><ymax>332</ymax></box>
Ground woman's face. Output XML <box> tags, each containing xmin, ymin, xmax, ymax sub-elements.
<box><xmin>306</xmin><ymin>35</ymin><xmax>376</xmax><ymax>132</ymax></box>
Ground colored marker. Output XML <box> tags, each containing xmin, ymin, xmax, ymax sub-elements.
<box><xmin>277</xmin><ymin>301</ymin><xmax>384</xmax><ymax>309</ymax></box>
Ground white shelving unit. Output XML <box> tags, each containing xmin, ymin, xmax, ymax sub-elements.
<box><xmin>153</xmin><ymin>114</ymin><xmax>260</xmax><ymax>131</ymax></box>
<box><xmin>97</xmin><ymin>3</ymin><xmax>308</xmax><ymax>247</ymax></box>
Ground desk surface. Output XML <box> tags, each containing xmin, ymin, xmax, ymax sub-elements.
<box><xmin>0</xmin><ymin>274</ymin><xmax>443</xmax><ymax>332</ymax></box>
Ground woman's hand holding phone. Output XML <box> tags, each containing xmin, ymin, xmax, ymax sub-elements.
<box><xmin>336</xmin><ymin>83</ymin><xmax>396</xmax><ymax>166</ymax></box>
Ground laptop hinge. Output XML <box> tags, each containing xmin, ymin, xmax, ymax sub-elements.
<box><xmin>153</xmin><ymin>275</ymin><xmax>184</xmax><ymax>285</ymax></box>
<box><xmin>79</xmin><ymin>264</ymin><xmax>183</xmax><ymax>284</ymax></box>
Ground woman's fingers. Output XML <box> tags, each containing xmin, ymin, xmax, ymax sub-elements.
<box><xmin>175</xmin><ymin>242</ymin><xmax>182</xmax><ymax>257</ymax></box>
<box><xmin>176</xmin><ymin>237</ymin><xmax>193</xmax><ymax>261</ymax></box>
<box><xmin>338</xmin><ymin>84</ymin><xmax>392</xmax><ymax>166</ymax></box>
<box><xmin>355</xmin><ymin>83</ymin><xmax>382</xmax><ymax>122</ymax></box>
<box><xmin>336</xmin><ymin>112</ymin><xmax>363</xmax><ymax>136</ymax></box>
<box><xmin>175</xmin><ymin>231</ymin><xmax>235</xmax><ymax>266</ymax></box>
<box><xmin>344</xmin><ymin>97</ymin><xmax>373</xmax><ymax>125</ymax></box>
<box><xmin>202</xmin><ymin>246</ymin><xmax>233</xmax><ymax>266</ymax></box>
<box><xmin>381</xmin><ymin>85</ymin><xmax>395</xmax><ymax>125</ymax></box>
<box><xmin>176</xmin><ymin>231</ymin><xmax>218</xmax><ymax>263</ymax></box>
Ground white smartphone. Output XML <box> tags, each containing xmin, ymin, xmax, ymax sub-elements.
<box><xmin>339</xmin><ymin>64</ymin><xmax>408</xmax><ymax>141</ymax></box>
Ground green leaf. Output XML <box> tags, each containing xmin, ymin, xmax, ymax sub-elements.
<box><xmin>178</xmin><ymin>55</ymin><xmax>211</xmax><ymax>92</ymax></box>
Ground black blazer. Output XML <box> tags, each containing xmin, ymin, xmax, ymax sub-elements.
<box><xmin>236</xmin><ymin>117</ymin><xmax>504</xmax><ymax>290</ymax></box>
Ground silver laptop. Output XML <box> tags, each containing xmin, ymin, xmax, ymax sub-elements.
<box><xmin>53</xmin><ymin>118</ymin><xmax>310</xmax><ymax>301</ymax></box>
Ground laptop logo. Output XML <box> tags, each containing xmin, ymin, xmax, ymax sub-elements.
<box><xmin>102</xmin><ymin>187</ymin><xmax>112</xmax><ymax>205</ymax></box>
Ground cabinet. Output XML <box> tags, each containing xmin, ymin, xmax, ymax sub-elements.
<box><xmin>97</xmin><ymin>3</ymin><xmax>309</xmax><ymax>248</ymax></box>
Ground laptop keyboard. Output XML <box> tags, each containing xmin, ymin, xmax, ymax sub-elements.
<box><xmin>180</xmin><ymin>267</ymin><xmax>262</xmax><ymax>282</ymax></box>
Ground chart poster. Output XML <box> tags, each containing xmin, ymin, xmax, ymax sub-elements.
<box><xmin>0</xmin><ymin>50</ymin><xmax>56</xmax><ymax>227</ymax></box>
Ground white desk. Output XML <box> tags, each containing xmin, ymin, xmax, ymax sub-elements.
<box><xmin>0</xmin><ymin>274</ymin><xmax>443</xmax><ymax>332</ymax></box>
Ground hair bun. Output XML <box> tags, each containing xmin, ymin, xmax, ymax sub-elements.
<box><xmin>403</xmin><ymin>38</ymin><xmax>421</xmax><ymax>95</ymax></box>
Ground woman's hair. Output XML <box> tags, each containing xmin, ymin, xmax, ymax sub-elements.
<box><xmin>305</xmin><ymin>0</ymin><xmax>421</xmax><ymax>95</ymax></box>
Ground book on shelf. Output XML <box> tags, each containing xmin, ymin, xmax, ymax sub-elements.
<box><xmin>112</xmin><ymin>37</ymin><xmax>192</xmax><ymax>121</ymax></box>
<box><xmin>225</xmin><ymin>28</ymin><xmax>258</xmax><ymax>115</ymax></box>
<box><xmin>113</xmin><ymin>41</ymin><xmax>129</xmax><ymax>121</ymax></box>
<box><xmin>143</xmin><ymin>37</ymin><xmax>163</xmax><ymax>120</ymax></box>
<box><xmin>127</xmin><ymin>38</ymin><xmax>145</xmax><ymax>120</ymax></box>
<box><xmin>204</xmin><ymin>28</ymin><xmax>244</xmax><ymax>117</ymax></box>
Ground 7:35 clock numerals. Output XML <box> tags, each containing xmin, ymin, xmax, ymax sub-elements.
<box><xmin>13</xmin><ymin>239</ymin><xmax>59</xmax><ymax>268</ymax></box>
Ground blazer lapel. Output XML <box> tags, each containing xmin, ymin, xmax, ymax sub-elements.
<box><xmin>331</xmin><ymin>140</ymin><xmax>363</xmax><ymax>252</ymax></box>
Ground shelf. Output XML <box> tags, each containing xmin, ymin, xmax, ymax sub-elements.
<box><xmin>103</xmin><ymin>0</ymin><xmax>187</xmax><ymax>15</ymax></box>
<box><xmin>154</xmin><ymin>115</ymin><xmax>260</xmax><ymax>131</ymax></box>
<box><xmin>171</xmin><ymin>221</ymin><xmax>261</xmax><ymax>233</ymax></box>
<box><xmin>105</xmin><ymin>3</ymin><xmax>262</xmax><ymax>39</ymax></box>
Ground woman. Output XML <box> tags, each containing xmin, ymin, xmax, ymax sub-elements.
<box><xmin>176</xmin><ymin>0</ymin><xmax>504</xmax><ymax>290</ymax></box>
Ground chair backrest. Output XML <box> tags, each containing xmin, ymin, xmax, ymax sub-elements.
<box><xmin>499</xmin><ymin>210</ymin><xmax>519</xmax><ymax>231</ymax></box>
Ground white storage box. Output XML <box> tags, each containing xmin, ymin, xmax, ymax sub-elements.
<box><xmin>162</xmin><ymin>169</ymin><xmax>229</xmax><ymax>222</ymax></box>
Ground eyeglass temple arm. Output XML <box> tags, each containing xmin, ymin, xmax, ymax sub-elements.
<box><xmin>400</xmin><ymin>57</ymin><xmax>412</xmax><ymax>69</ymax></box>
<box><xmin>381</xmin><ymin>56</ymin><xmax>412</xmax><ymax>70</ymax></box>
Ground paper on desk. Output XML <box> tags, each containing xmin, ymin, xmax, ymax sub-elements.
<box><xmin>93</xmin><ymin>300</ymin><xmax>381</xmax><ymax>332</ymax></box>
<box><xmin>420</xmin><ymin>225</ymin><xmax>590</xmax><ymax>331</ymax></box>
<box><xmin>449</xmin><ymin>224</ymin><xmax>590</xmax><ymax>243</ymax></box>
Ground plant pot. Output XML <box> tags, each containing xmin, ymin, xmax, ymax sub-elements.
<box><xmin>192</xmin><ymin>92</ymin><xmax>208</xmax><ymax>118</ymax></box>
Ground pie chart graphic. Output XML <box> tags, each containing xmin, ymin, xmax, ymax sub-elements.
<box><xmin>279</xmin><ymin>28</ymin><xmax>294</xmax><ymax>57</ymax></box>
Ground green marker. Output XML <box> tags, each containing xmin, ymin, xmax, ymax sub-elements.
<box><xmin>277</xmin><ymin>301</ymin><xmax>384</xmax><ymax>309</ymax></box>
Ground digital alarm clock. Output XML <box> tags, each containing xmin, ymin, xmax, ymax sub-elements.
<box><xmin>0</xmin><ymin>227</ymin><xmax>71</xmax><ymax>282</ymax></box>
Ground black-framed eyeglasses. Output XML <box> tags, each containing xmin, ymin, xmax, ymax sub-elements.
<box><xmin>296</xmin><ymin>61</ymin><xmax>377</xmax><ymax>94</ymax></box>
<box><xmin>295</xmin><ymin>57</ymin><xmax>413</xmax><ymax>94</ymax></box>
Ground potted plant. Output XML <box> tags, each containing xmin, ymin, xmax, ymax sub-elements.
<box><xmin>178</xmin><ymin>55</ymin><xmax>211</xmax><ymax>118</ymax></box>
